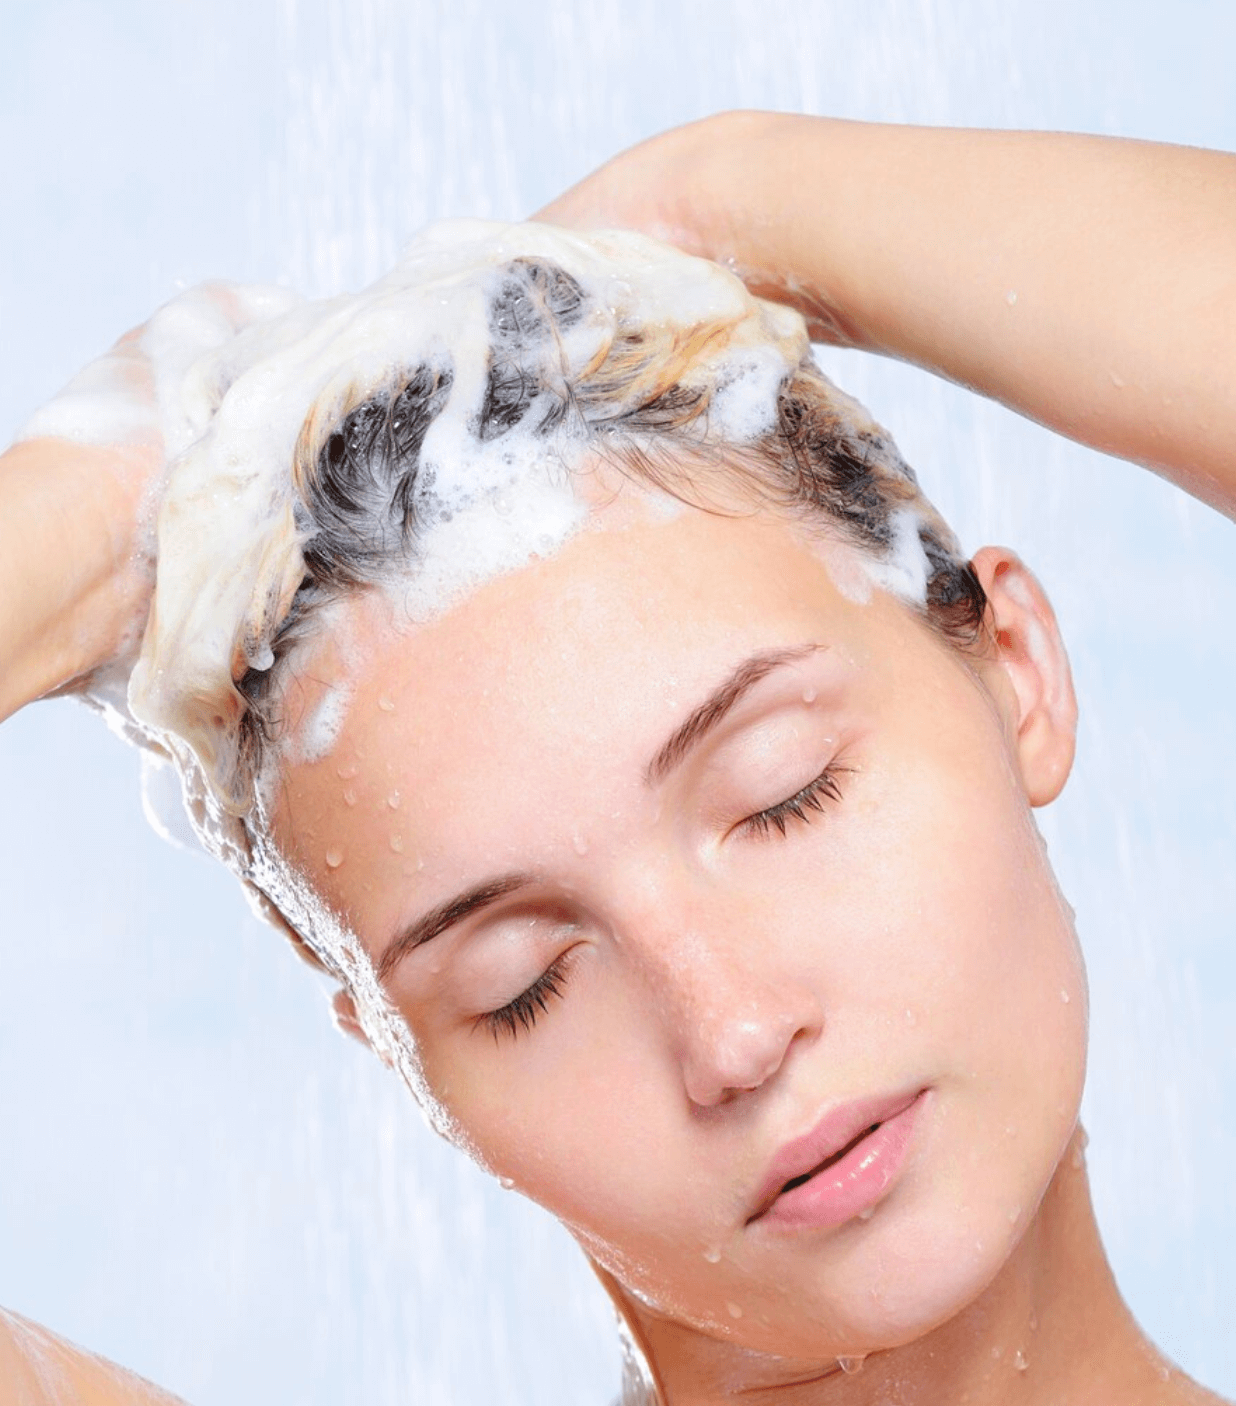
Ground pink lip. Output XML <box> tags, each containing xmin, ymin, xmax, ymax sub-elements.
<box><xmin>747</xmin><ymin>1088</ymin><xmax>927</xmax><ymax>1231</ymax></box>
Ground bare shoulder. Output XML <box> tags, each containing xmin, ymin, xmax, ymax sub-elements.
<box><xmin>1160</xmin><ymin>1369</ymin><xmax>1232</xmax><ymax>1406</ymax></box>
<box><xmin>0</xmin><ymin>1308</ymin><xmax>188</xmax><ymax>1406</ymax></box>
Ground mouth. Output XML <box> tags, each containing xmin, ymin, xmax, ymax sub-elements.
<box><xmin>777</xmin><ymin>1121</ymin><xmax>881</xmax><ymax>1195</ymax></box>
<box><xmin>748</xmin><ymin>1088</ymin><xmax>927</xmax><ymax>1231</ymax></box>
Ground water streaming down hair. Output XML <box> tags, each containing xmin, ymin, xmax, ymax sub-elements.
<box><xmin>119</xmin><ymin>220</ymin><xmax>985</xmax><ymax>1081</ymax></box>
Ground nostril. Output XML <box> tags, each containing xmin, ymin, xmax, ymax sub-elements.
<box><xmin>683</xmin><ymin>1005</ymin><xmax>817</xmax><ymax>1108</ymax></box>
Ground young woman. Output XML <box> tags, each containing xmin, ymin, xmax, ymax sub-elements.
<box><xmin>2</xmin><ymin>114</ymin><xmax>1233</xmax><ymax>1405</ymax></box>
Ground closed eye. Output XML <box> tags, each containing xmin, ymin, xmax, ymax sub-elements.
<box><xmin>475</xmin><ymin>947</ymin><xmax>576</xmax><ymax>1043</ymax></box>
<box><xmin>740</xmin><ymin>765</ymin><xmax>850</xmax><ymax>839</ymax></box>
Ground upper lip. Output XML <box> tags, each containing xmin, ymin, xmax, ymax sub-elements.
<box><xmin>747</xmin><ymin>1088</ymin><xmax>923</xmax><ymax>1224</ymax></box>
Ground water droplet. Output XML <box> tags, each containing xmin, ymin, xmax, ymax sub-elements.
<box><xmin>904</xmin><ymin>1007</ymin><xmax>917</xmax><ymax>1025</ymax></box>
<box><xmin>387</xmin><ymin>790</ymin><xmax>401</xmax><ymax>810</ymax></box>
<box><xmin>389</xmin><ymin>834</ymin><xmax>404</xmax><ymax>854</ymax></box>
<box><xmin>336</xmin><ymin>762</ymin><xmax>359</xmax><ymax>780</ymax></box>
<box><xmin>801</xmin><ymin>686</ymin><xmax>817</xmax><ymax>704</ymax></box>
<box><xmin>726</xmin><ymin>1301</ymin><xmax>743</xmax><ymax>1319</ymax></box>
<box><xmin>702</xmin><ymin>1246</ymin><xmax>722</xmax><ymax>1264</ymax></box>
<box><xmin>1005</xmin><ymin>289</ymin><xmax>1018</xmax><ymax>306</ymax></box>
<box><xmin>857</xmin><ymin>1206</ymin><xmax>875</xmax><ymax>1222</ymax></box>
<box><xmin>342</xmin><ymin>788</ymin><xmax>357</xmax><ymax>807</ymax></box>
<box><xmin>1110</xmin><ymin>369</ymin><xmax>1126</xmax><ymax>388</ymax></box>
<box><xmin>572</xmin><ymin>833</ymin><xmax>589</xmax><ymax>856</ymax></box>
<box><xmin>1013</xmin><ymin>1349</ymin><xmax>1028</xmax><ymax>1372</ymax></box>
<box><xmin>1028</xmin><ymin>1311</ymin><xmax>1039</xmax><ymax>1333</ymax></box>
<box><xmin>378</xmin><ymin>694</ymin><xmax>395</xmax><ymax>712</ymax></box>
<box><xmin>1007</xmin><ymin>1205</ymin><xmax>1022</xmax><ymax>1224</ymax></box>
<box><xmin>498</xmin><ymin>1175</ymin><xmax>515</xmax><ymax>1190</ymax></box>
<box><xmin>1060</xmin><ymin>988</ymin><xmax>1070</xmax><ymax>1003</ymax></box>
<box><xmin>837</xmin><ymin>1355</ymin><xmax>866</xmax><ymax>1375</ymax></box>
<box><xmin>325</xmin><ymin>847</ymin><xmax>344</xmax><ymax>869</ymax></box>
<box><xmin>990</xmin><ymin>1345</ymin><xmax>1002</xmax><ymax>1361</ymax></box>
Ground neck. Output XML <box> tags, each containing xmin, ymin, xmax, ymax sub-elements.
<box><xmin>593</xmin><ymin>1128</ymin><xmax>1211</xmax><ymax>1406</ymax></box>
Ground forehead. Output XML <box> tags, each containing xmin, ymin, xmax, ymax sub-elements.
<box><xmin>278</xmin><ymin>503</ymin><xmax>884</xmax><ymax>759</ymax></box>
<box><xmin>268</xmin><ymin>502</ymin><xmax>913</xmax><ymax>930</ymax></box>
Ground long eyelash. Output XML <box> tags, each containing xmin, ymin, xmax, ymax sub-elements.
<box><xmin>478</xmin><ymin>950</ymin><xmax>573</xmax><ymax>1043</ymax></box>
<box><xmin>743</xmin><ymin>765</ymin><xmax>851</xmax><ymax>839</ymax></box>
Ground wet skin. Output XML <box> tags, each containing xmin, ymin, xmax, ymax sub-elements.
<box><xmin>271</xmin><ymin>496</ymin><xmax>1086</xmax><ymax>1365</ymax></box>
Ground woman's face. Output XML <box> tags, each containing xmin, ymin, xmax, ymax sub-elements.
<box><xmin>272</xmin><ymin>493</ymin><xmax>1086</xmax><ymax>1359</ymax></box>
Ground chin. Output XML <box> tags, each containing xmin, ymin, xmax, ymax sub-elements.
<box><xmin>730</xmin><ymin>1165</ymin><xmax>1051</xmax><ymax>1361</ymax></box>
<box><xmin>842</xmin><ymin>1230</ymin><xmax>1018</xmax><ymax>1352</ymax></box>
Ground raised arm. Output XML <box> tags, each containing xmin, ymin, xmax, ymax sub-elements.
<box><xmin>0</xmin><ymin>1309</ymin><xmax>188</xmax><ymax>1406</ymax></box>
<box><xmin>0</xmin><ymin>435</ymin><xmax>159</xmax><ymax>722</ymax></box>
<box><xmin>538</xmin><ymin>113</ymin><xmax>1236</xmax><ymax>516</ymax></box>
<box><xmin>0</xmin><ymin>282</ymin><xmax>301</xmax><ymax>724</ymax></box>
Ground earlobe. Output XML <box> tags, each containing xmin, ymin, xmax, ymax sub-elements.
<box><xmin>969</xmin><ymin>546</ymin><xmax>1078</xmax><ymax>807</ymax></box>
<box><xmin>331</xmin><ymin>988</ymin><xmax>373</xmax><ymax>1048</ymax></box>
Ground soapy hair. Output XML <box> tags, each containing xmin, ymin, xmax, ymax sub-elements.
<box><xmin>122</xmin><ymin>223</ymin><xmax>985</xmax><ymax>984</ymax></box>
<box><xmin>235</xmin><ymin>257</ymin><xmax>983</xmax><ymax>789</ymax></box>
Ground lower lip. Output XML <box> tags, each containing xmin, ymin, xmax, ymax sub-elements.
<box><xmin>756</xmin><ymin>1091</ymin><xmax>926</xmax><ymax>1232</ymax></box>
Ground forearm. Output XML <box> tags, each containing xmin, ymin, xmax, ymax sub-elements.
<box><xmin>740</xmin><ymin>118</ymin><xmax>1233</xmax><ymax>501</ymax></box>
<box><xmin>0</xmin><ymin>440</ymin><xmax>149</xmax><ymax>721</ymax></box>
<box><xmin>611</xmin><ymin>113</ymin><xmax>1236</xmax><ymax>513</ymax></box>
<box><xmin>1</xmin><ymin>1307</ymin><xmax>188</xmax><ymax>1405</ymax></box>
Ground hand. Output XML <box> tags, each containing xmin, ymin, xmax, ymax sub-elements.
<box><xmin>0</xmin><ymin>282</ymin><xmax>299</xmax><ymax>718</ymax></box>
<box><xmin>534</xmin><ymin>118</ymin><xmax>725</xmax><ymax>254</ymax></box>
<box><xmin>534</xmin><ymin>111</ymin><xmax>860</xmax><ymax>346</ymax></box>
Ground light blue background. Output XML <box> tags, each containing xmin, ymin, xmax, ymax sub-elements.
<box><xmin>1</xmin><ymin>2</ymin><xmax>1234</xmax><ymax>1403</ymax></box>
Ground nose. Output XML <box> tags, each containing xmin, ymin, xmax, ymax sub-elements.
<box><xmin>642</xmin><ymin>914</ymin><xmax>825</xmax><ymax>1109</ymax></box>
<box><xmin>680</xmin><ymin>988</ymin><xmax>819</xmax><ymax>1108</ymax></box>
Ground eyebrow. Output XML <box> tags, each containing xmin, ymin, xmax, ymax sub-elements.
<box><xmin>376</xmin><ymin>643</ymin><xmax>821</xmax><ymax>980</ymax></box>
<box><xmin>644</xmin><ymin>644</ymin><xmax>821</xmax><ymax>786</ymax></box>
<box><xmin>376</xmin><ymin>871</ymin><xmax>536</xmax><ymax>981</ymax></box>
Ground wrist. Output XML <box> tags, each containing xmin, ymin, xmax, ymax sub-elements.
<box><xmin>679</xmin><ymin>112</ymin><xmax>876</xmax><ymax>348</ymax></box>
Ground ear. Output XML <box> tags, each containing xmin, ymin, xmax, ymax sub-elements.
<box><xmin>969</xmin><ymin>546</ymin><xmax>1077</xmax><ymax>807</ymax></box>
<box><xmin>331</xmin><ymin>988</ymin><xmax>374</xmax><ymax>1049</ymax></box>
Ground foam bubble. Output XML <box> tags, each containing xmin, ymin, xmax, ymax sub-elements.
<box><xmin>299</xmin><ymin>680</ymin><xmax>354</xmax><ymax>764</ymax></box>
<box><xmin>707</xmin><ymin>344</ymin><xmax>789</xmax><ymax>441</ymax></box>
<box><xmin>17</xmin><ymin>352</ymin><xmax>156</xmax><ymax>446</ymax></box>
<box><xmin>394</xmin><ymin>473</ymin><xmax>587</xmax><ymax>623</ymax></box>
<box><xmin>860</xmin><ymin>507</ymin><xmax>931</xmax><ymax>606</ymax></box>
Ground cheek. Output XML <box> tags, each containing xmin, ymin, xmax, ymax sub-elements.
<box><xmin>918</xmin><ymin>777</ymin><xmax>1086</xmax><ymax>1084</ymax></box>
<box><xmin>415</xmin><ymin>973</ymin><xmax>684</xmax><ymax>1234</ymax></box>
<box><xmin>858</xmin><ymin>690</ymin><xmax>1080</xmax><ymax>994</ymax></box>
<box><xmin>781</xmin><ymin>703</ymin><xmax>1087</xmax><ymax>1159</ymax></box>
<box><xmin>852</xmin><ymin>719</ymin><xmax>1089</xmax><ymax>1252</ymax></box>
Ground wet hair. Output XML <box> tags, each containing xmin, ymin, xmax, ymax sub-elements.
<box><xmin>235</xmin><ymin>257</ymin><xmax>984</xmax><ymax>790</ymax></box>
